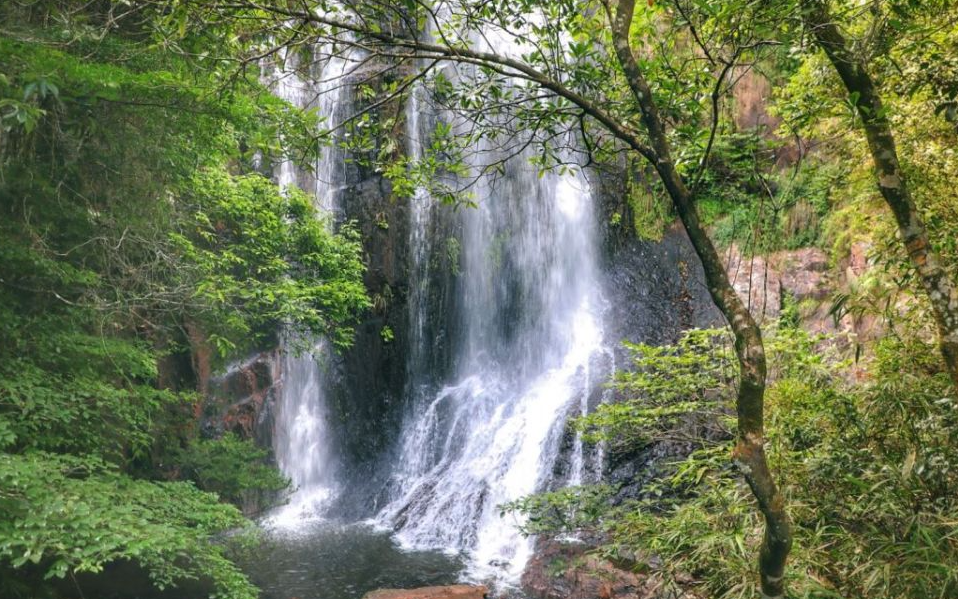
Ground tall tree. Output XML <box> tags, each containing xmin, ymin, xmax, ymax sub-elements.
<box><xmin>609</xmin><ymin>2</ymin><xmax>791</xmax><ymax>595</ymax></box>
<box><xmin>802</xmin><ymin>0</ymin><xmax>958</xmax><ymax>387</ymax></box>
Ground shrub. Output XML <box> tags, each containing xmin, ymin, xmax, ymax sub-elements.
<box><xmin>175</xmin><ymin>433</ymin><xmax>290</xmax><ymax>507</ymax></box>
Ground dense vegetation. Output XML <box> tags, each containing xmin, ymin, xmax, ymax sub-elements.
<box><xmin>0</xmin><ymin>4</ymin><xmax>368</xmax><ymax>597</ymax></box>
<box><xmin>507</xmin><ymin>324</ymin><xmax>958</xmax><ymax>598</ymax></box>
<box><xmin>1</xmin><ymin>0</ymin><xmax>956</xmax><ymax>598</ymax></box>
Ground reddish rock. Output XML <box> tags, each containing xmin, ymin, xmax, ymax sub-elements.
<box><xmin>202</xmin><ymin>349</ymin><xmax>283</xmax><ymax>446</ymax></box>
<box><xmin>720</xmin><ymin>243</ymin><xmax>896</xmax><ymax>376</ymax></box>
<box><xmin>732</xmin><ymin>67</ymin><xmax>776</xmax><ymax>132</ymax></box>
<box><xmin>847</xmin><ymin>241</ymin><xmax>871</xmax><ymax>279</ymax></box>
<box><xmin>362</xmin><ymin>585</ymin><xmax>487</xmax><ymax>599</ymax></box>
<box><xmin>730</xmin><ymin>69</ymin><xmax>801</xmax><ymax>166</ymax></box>
<box><xmin>724</xmin><ymin>246</ymin><xmax>780</xmax><ymax>323</ymax></box>
<box><xmin>723</xmin><ymin>245</ymin><xmax>849</xmax><ymax>333</ymax></box>
<box><xmin>522</xmin><ymin>540</ymin><xmax>699</xmax><ymax>599</ymax></box>
<box><xmin>776</xmin><ymin>247</ymin><xmax>831</xmax><ymax>302</ymax></box>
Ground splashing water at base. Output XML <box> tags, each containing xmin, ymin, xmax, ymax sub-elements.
<box><xmin>260</xmin><ymin>42</ymin><xmax>352</xmax><ymax>528</ymax></box>
<box><xmin>264</xmin><ymin>347</ymin><xmax>340</xmax><ymax>529</ymax></box>
<box><xmin>256</xmin><ymin>23</ymin><xmax>613</xmax><ymax>589</ymax></box>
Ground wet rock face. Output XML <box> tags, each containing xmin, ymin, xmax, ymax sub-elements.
<box><xmin>328</xmin><ymin>173</ymin><xmax>411</xmax><ymax>472</ymax></box>
<box><xmin>522</xmin><ymin>540</ymin><xmax>698</xmax><ymax>599</ymax></box>
<box><xmin>603</xmin><ymin>223</ymin><xmax>722</xmax><ymax>348</ymax></box>
<box><xmin>201</xmin><ymin>349</ymin><xmax>282</xmax><ymax>448</ymax></box>
<box><xmin>362</xmin><ymin>585</ymin><xmax>488</xmax><ymax>599</ymax></box>
<box><xmin>541</xmin><ymin>221</ymin><xmax>723</xmax><ymax>489</ymax></box>
<box><xmin>605</xmin><ymin>408</ymin><xmax>730</xmax><ymax>504</ymax></box>
<box><xmin>593</xmin><ymin>220</ymin><xmax>723</xmax><ymax>492</ymax></box>
<box><xmin>323</xmin><ymin>161</ymin><xmax>463</xmax><ymax>517</ymax></box>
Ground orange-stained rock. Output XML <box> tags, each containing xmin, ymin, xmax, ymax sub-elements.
<box><xmin>362</xmin><ymin>585</ymin><xmax>488</xmax><ymax>599</ymax></box>
<box><xmin>521</xmin><ymin>539</ymin><xmax>701</xmax><ymax>599</ymax></box>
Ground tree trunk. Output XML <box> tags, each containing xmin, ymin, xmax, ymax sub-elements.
<box><xmin>612</xmin><ymin>1</ymin><xmax>792</xmax><ymax>595</ymax></box>
<box><xmin>185</xmin><ymin>320</ymin><xmax>212</xmax><ymax>419</ymax></box>
<box><xmin>803</xmin><ymin>0</ymin><xmax>958</xmax><ymax>388</ymax></box>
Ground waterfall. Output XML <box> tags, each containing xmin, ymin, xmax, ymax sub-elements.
<box><xmin>258</xmin><ymin>19</ymin><xmax>613</xmax><ymax>584</ymax></box>
<box><xmin>271</xmin><ymin>344</ymin><xmax>338</xmax><ymax>525</ymax></box>
<box><xmin>263</xmin><ymin>44</ymin><xmax>352</xmax><ymax>526</ymax></box>
<box><xmin>405</xmin><ymin>79</ymin><xmax>437</xmax><ymax>386</ymax></box>
<box><xmin>378</xmin><ymin>99</ymin><xmax>612</xmax><ymax>581</ymax></box>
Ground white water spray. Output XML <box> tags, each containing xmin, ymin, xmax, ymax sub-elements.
<box><xmin>259</xmin><ymin>20</ymin><xmax>614</xmax><ymax>584</ymax></box>
<box><xmin>262</xmin><ymin>44</ymin><xmax>352</xmax><ymax>527</ymax></box>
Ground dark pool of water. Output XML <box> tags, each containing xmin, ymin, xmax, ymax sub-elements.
<box><xmin>238</xmin><ymin>521</ymin><xmax>466</xmax><ymax>599</ymax></box>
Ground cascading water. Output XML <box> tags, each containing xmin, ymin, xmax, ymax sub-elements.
<box><xmin>271</xmin><ymin>344</ymin><xmax>339</xmax><ymax>524</ymax></box>
<box><xmin>405</xmin><ymin>79</ymin><xmax>437</xmax><ymax>385</ymax></box>
<box><xmin>255</xmin><ymin>17</ymin><xmax>614</xmax><ymax>591</ymax></box>
<box><xmin>378</xmin><ymin>119</ymin><xmax>612</xmax><ymax>582</ymax></box>
<box><xmin>262</xmin><ymin>45</ymin><xmax>352</xmax><ymax>526</ymax></box>
<box><xmin>356</xmin><ymin>12</ymin><xmax>615</xmax><ymax>582</ymax></box>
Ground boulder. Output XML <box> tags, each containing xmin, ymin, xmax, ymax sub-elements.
<box><xmin>362</xmin><ymin>585</ymin><xmax>488</xmax><ymax>599</ymax></box>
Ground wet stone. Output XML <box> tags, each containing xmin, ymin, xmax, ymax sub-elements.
<box><xmin>362</xmin><ymin>585</ymin><xmax>488</xmax><ymax>599</ymax></box>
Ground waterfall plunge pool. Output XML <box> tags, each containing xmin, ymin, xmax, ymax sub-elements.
<box><xmin>238</xmin><ymin>520</ymin><xmax>479</xmax><ymax>599</ymax></box>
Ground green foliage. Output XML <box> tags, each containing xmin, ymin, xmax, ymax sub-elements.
<box><xmin>0</xmin><ymin>4</ymin><xmax>370</xmax><ymax>596</ymax></box>
<box><xmin>380</xmin><ymin>325</ymin><xmax>396</xmax><ymax>343</ymax></box>
<box><xmin>445</xmin><ymin>236</ymin><xmax>462</xmax><ymax>276</ymax></box>
<box><xmin>574</xmin><ymin>329</ymin><xmax>736</xmax><ymax>454</ymax></box>
<box><xmin>0</xmin><ymin>452</ymin><xmax>257</xmax><ymax>598</ymax></box>
<box><xmin>507</xmin><ymin>325</ymin><xmax>958</xmax><ymax>599</ymax></box>
<box><xmin>174</xmin><ymin>434</ymin><xmax>290</xmax><ymax>507</ymax></box>
<box><xmin>501</xmin><ymin>485</ymin><xmax>615</xmax><ymax>536</ymax></box>
<box><xmin>0</xmin><ymin>328</ymin><xmax>182</xmax><ymax>461</ymax></box>
<box><xmin>173</xmin><ymin>169</ymin><xmax>370</xmax><ymax>354</ymax></box>
<box><xmin>623</xmin><ymin>163</ymin><xmax>672</xmax><ymax>241</ymax></box>
<box><xmin>772</xmin><ymin>0</ymin><xmax>958</xmax><ymax>328</ymax></box>
<box><xmin>695</xmin><ymin>132</ymin><xmax>838</xmax><ymax>253</ymax></box>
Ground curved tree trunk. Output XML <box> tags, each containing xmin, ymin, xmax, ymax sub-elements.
<box><xmin>803</xmin><ymin>0</ymin><xmax>958</xmax><ymax>388</ymax></box>
<box><xmin>612</xmin><ymin>0</ymin><xmax>792</xmax><ymax>596</ymax></box>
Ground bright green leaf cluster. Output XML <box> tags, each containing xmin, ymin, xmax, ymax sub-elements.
<box><xmin>0</xmin><ymin>452</ymin><xmax>257</xmax><ymax>598</ymax></box>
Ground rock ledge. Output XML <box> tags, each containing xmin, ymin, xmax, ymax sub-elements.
<box><xmin>362</xmin><ymin>585</ymin><xmax>488</xmax><ymax>599</ymax></box>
